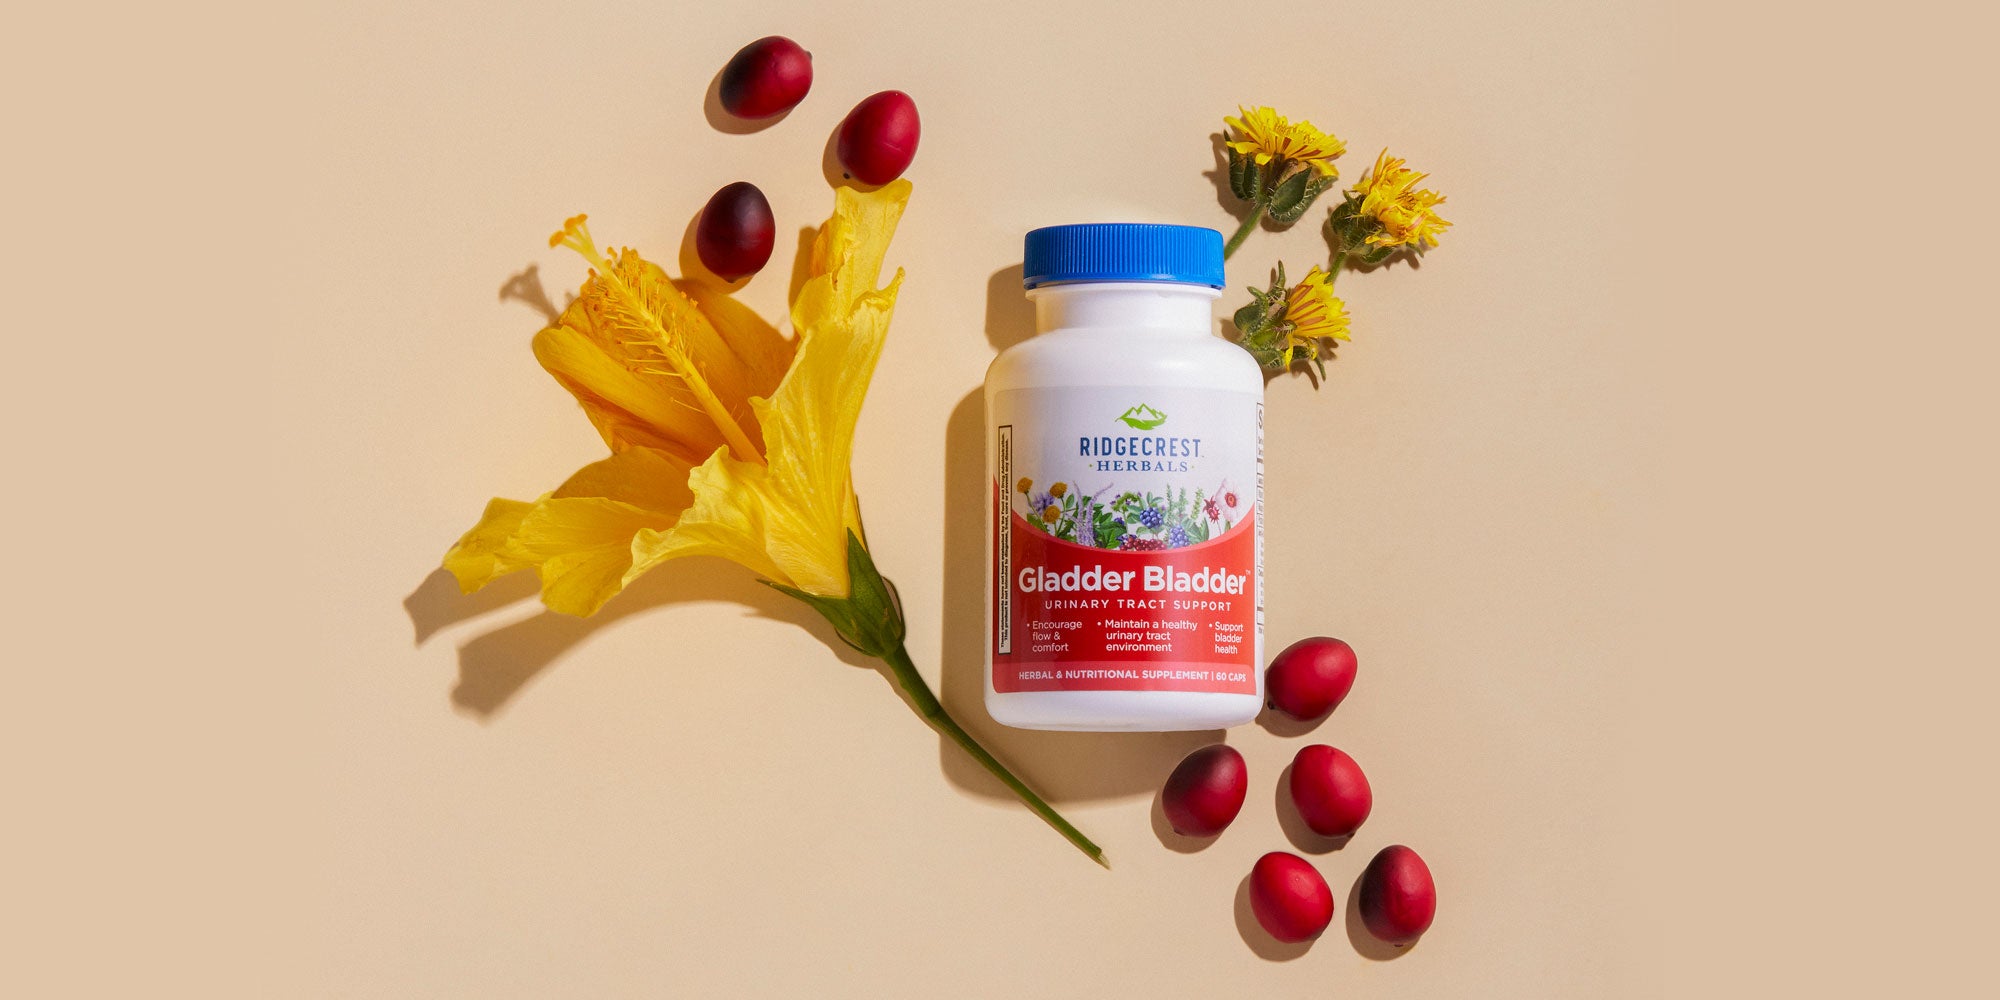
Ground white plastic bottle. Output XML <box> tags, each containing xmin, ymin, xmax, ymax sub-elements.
<box><xmin>985</xmin><ymin>223</ymin><xmax>1265</xmax><ymax>731</ymax></box>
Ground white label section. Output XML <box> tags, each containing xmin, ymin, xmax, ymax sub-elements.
<box><xmin>991</xmin><ymin>384</ymin><xmax>1260</xmax><ymax>559</ymax></box>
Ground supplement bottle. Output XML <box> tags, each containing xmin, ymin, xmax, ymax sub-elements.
<box><xmin>985</xmin><ymin>223</ymin><xmax>1264</xmax><ymax>731</ymax></box>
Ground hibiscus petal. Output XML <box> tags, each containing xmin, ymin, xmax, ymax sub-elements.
<box><xmin>442</xmin><ymin>447</ymin><xmax>697</xmax><ymax>616</ymax></box>
<box><xmin>533</xmin><ymin>324</ymin><xmax>726</xmax><ymax>464</ymax></box>
<box><xmin>531</xmin><ymin>228</ymin><xmax>766</xmax><ymax>463</ymax></box>
<box><xmin>550</xmin><ymin>442</ymin><xmax>697</xmax><ymax>509</ymax></box>
<box><xmin>676</xmin><ymin>278</ymin><xmax>794</xmax><ymax>404</ymax></box>
<box><xmin>627</xmin><ymin>460</ymin><xmax>793</xmax><ymax>588</ymax></box>
<box><xmin>442</xmin><ymin>497</ymin><xmax>538</xmax><ymax>592</ymax></box>
<box><xmin>511</xmin><ymin>497</ymin><xmax>679</xmax><ymax>616</ymax></box>
<box><xmin>628</xmin><ymin>181</ymin><xmax>910</xmax><ymax>598</ymax></box>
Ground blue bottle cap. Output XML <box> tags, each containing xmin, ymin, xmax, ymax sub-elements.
<box><xmin>1022</xmin><ymin>223</ymin><xmax>1226</xmax><ymax>289</ymax></box>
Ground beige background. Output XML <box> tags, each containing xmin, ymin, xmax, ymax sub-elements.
<box><xmin>7</xmin><ymin>0</ymin><xmax>1998</xmax><ymax>996</ymax></box>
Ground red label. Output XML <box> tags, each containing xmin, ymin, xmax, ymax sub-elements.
<box><xmin>992</xmin><ymin>490</ymin><xmax>1258</xmax><ymax>694</ymax></box>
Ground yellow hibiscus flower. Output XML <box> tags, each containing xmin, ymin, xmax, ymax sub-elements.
<box><xmin>439</xmin><ymin>182</ymin><xmax>1102</xmax><ymax>864</ymax></box>
<box><xmin>445</xmin><ymin>184</ymin><xmax>907</xmax><ymax>615</ymax></box>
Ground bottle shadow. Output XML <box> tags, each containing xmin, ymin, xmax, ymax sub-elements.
<box><xmin>929</xmin><ymin>266</ymin><xmax>1219</xmax><ymax>804</ymax></box>
<box><xmin>1254</xmin><ymin>702</ymin><xmax>1327</xmax><ymax>739</ymax></box>
<box><xmin>983</xmin><ymin>264</ymin><xmax>1034</xmax><ymax>353</ymax></box>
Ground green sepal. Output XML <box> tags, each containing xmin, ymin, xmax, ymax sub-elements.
<box><xmin>765</xmin><ymin>531</ymin><xmax>906</xmax><ymax>658</ymax></box>
<box><xmin>1360</xmin><ymin>244</ymin><xmax>1399</xmax><ymax>266</ymax></box>
<box><xmin>1266</xmin><ymin>170</ymin><xmax>1334</xmax><ymax>224</ymax></box>
<box><xmin>1248</xmin><ymin>342</ymin><xmax>1289</xmax><ymax>371</ymax></box>
<box><xmin>1264</xmin><ymin>169</ymin><xmax>1309</xmax><ymax>216</ymax></box>
<box><xmin>1225</xmin><ymin>262</ymin><xmax>1300</xmax><ymax>374</ymax></box>
<box><xmin>1326</xmin><ymin>194</ymin><xmax>1390</xmax><ymax>260</ymax></box>
<box><xmin>1227</xmin><ymin>146</ymin><xmax>1260</xmax><ymax>201</ymax></box>
<box><xmin>1272</xmin><ymin>174</ymin><xmax>1333</xmax><ymax>223</ymax></box>
<box><xmin>1232</xmin><ymin>299</ymin><xmax>1265</xmax><ymax>333</ymax></box>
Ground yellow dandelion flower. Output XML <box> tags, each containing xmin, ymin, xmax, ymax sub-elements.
<box><xmin>1351</xmin><ymin>149</ymin><xmax>1452</xmax><ymax>250</ymax></box>
<box><xmin>1016</xmin><ymin>477</ymin><xmax>1033</xmax><ymax>495</ymax></box>
<box><xmin>1048</xmin><ymin>482</ymin><xmax>1067</xmax><ymax>499</ymax></box>
<box><xmin>1224</xmin><ymin>105</ymin><xmax>1347</xmax><ymax>178</ymax></box>
<box><xmin>1041</xmin><ymin>505</ymin><xmax>1061</xmax><ymax>524</ymax></box>
<box><xmin>1281</xmin><ymin>266</ymin><xmax>1350</xmax><ymax>364</ymax></box>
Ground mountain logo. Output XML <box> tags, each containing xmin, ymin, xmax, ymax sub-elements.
<box><xmin>1115</xmin><ymin>404</ymin><xmax>1168</xmax><ymax>430</ymax></box>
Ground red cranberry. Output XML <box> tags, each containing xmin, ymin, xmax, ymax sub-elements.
<box><xmin>1160</xmin><ymin>744</ymin><xmax>1247</xmax><ymax>837</ymax></box>
<box><xmin>1248</xmin><ymin>852</ymin><xmax>1334</xmax><ymax>943</ymax></box>
<box><xmin>717</xmin><ymin>36</ymin><xmax>812</xmax><ymax>119</ymax></box>
<box><xmin>694</xmin><ymin>181</ymin><xmax>775</xmax><ymax>281</ymax></box>
<box><xmin>835</xmin><ymin>90</ymin><xmax>920</xmax><ymax>184</ymax></box>
<box><xmin>1287</xmin><ymin>744</ymin><xmax>1372</xmax><ymax>838</ymax></box>
<box><xmin>1358</xmin><ymin>845</ymin><xmax>1437</xmax><ymax>945</ymax></box>
<box><xmin>1266</xmin><ymin>636</ymin><xmax>1357</xmax><ymax>721</ymax></box>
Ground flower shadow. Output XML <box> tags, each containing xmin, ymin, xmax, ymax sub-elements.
<box><xmin>1337</xmin><ymin>251</ymin><xmax>1424</xmax><ymax>276</ymax></box>
<box><xmin>1204</xmin><ymin>131</ymin><xmax>1255</xmax><ymax>233</ymax></box>
<box><xmin>497</xmin><ymin>263</ymin><xmax>571</xmax><ymax>324</ymax></box>
<box><xmin>931</xmin><ymin>276</ymin><xmax>1221</xmax><ymax>803</ymax></box>
<box><xmin>406</xmin><ymin>556</ymin><xmax>872</xmax><ymax>720</ymax></box>
<box><xmin>403</xmin><ymin>567</ymin><xmax>539</xmax><ymax>646</ymax></box>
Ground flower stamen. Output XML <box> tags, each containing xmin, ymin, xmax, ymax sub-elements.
<box><xmin>552</xmin><ymin>217</ymin><xmax>763</xmax><ymax>462</ymax></box>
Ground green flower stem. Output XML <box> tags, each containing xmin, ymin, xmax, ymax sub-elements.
<box><xmin>1223</xmin><ymin>162</ymin><xmax>1276</xmax><ymax>260</ymax></box>
<box><xmin>777</xmin><ymin>531</ymin><xmax>1103</xmax><ymax>866</ymax></box>
<box><xmin>1223</xmin><ymin>207</ymin><xmax>1262</xmax><ymax>261</ymax></box>
<box><xmin>879</xmin><ymin>641</ymin><xmax>1108</xmax><ymax>867</ymax></box>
